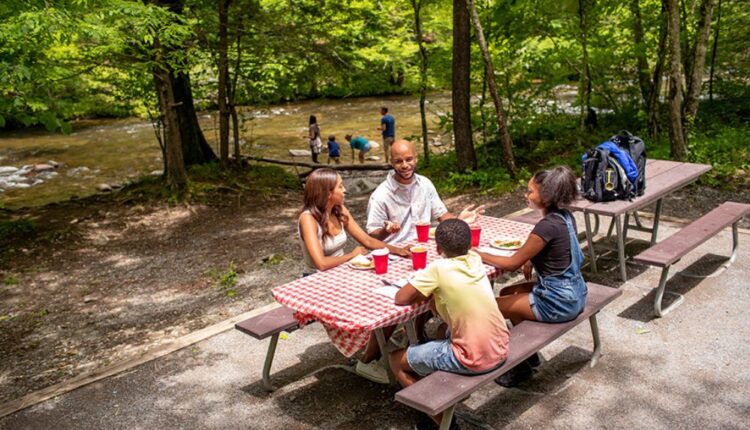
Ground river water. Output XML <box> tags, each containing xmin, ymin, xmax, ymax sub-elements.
<box><xmin>0</xmin><ymin>93</ymin><xmax>452</xmax><ymax>209</ymax></box>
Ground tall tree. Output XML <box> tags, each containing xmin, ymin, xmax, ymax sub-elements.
<box><xmin>577</xmin><ymin>0</ymin><xmax>593</xmax><ymax>130</ymax></box>
<box><xmin>683</xmin><ymin>0</ymin><xmax>716</xmax><ymax>122</ymax></box>
<box><xmin>452</xmin><ymin>0</ymin><xmax>476</xmax><ymax>172</ymax></box>
<box><xmin>629</xmin><ymin>0</ymin><xmax>653</xmax><ymax>106</ymax></box>
<box><xmin>708</xmin><ymin>0</ymin><xmax>721</xmax><ymax>101</ymax></box>
<box><xmin>648</xmin><ymin>5</ymin><xmax>669</xmax><ymax>140</ymax></box>
<box><xmin>466</xmin><ymin>0</ymin><xmax>516</xmax><ymax>175</ymax></box>
<box><xmin>218</xmin><ymin>0</ymin><xmax>231</xmax><ymax>165</ymax></box>
<box><xmin>153</xmin><ymin>42</ymin><xmax>187</xmax><ymax>189</ymax></box>
<box><xmin>410</xmin><ymin>0</ymin><xmax>430</xmax><ymax>165</ymax></box>
<box><xmin>665</xmin><ymin>0</ymin><xmax>688</xmax><ymax>160</ymax></box>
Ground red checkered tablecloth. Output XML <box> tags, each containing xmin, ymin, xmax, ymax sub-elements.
<box><xmin>272</xmin><ymin>215</ymin><xmax>534</xmax><ymax>357</ymax></box>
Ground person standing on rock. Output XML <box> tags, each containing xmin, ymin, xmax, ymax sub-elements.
<box><xmin>306</xmin><ymin>115</ymin><xmax>323</xmax><ymax>164</ymax></box>
<box><xmin>378</xmin><ymin>107</ymin><xmax>395</xmax><ymax>163</ymax></box>
<box><xmin>366</xmin><ymin>139</ymin><xmax>484</xmax><ymax>244</ymax></box>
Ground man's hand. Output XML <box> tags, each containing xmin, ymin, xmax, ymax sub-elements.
<box><xmin>523</xmin><ymin>260</ymin><xmax>533</xmax><ymax>281</ymax></box>
<box><xmin>384</xmin><ymin>221</ymin><xmax>401</xmax><ymax>234</ymax></box>
<box><xmin>458</xmin><ymin>204</ymin><xmax>486</xmax><ymax>225</ymax></box>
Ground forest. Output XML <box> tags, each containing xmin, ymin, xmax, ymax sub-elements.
<box><xmin>2</xmin><ymin>0</ymin><xmax>748</xmax><ymax>193</ymax></box>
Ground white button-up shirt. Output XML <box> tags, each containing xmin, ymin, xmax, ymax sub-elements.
<box><xmin>366</xmin><ymin>171</ymin><xmax>448</xmax><ymax>244</ymax></box>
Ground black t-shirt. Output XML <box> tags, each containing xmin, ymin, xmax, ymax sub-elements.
<box><xmin>530</xmin><ymin>209</ymin><xmax>576</xmax><ymax>277</ymax></box>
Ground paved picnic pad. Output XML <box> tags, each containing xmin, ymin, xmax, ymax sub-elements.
<box><xmin>1</xmin><ymin>211</ymin><xmax>748</xmax><ymax>429</ymax></box>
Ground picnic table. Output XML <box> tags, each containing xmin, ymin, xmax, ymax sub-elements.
<box><xmin>271</xmin><ymin>215</ymin><xmax>533</xmax><ymax>383</ymax></box>
<box><xmin>569</xmin><ymin>159</ymin><xmax>712</xmax><ymax>281</ymax></box>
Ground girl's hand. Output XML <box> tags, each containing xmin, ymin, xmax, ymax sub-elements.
<box><xmin>523</xmin><ymin>260</ymin><xmax>533</xmax><ymax>280</ymax></box>
<box><xmin>458</xmin><ymin>204</ymin><xmax>486</xmax><ymax>224</ymax></box>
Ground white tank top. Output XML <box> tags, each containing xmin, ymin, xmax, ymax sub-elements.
<box><xmin>298</xmin><ymin>210</ymin><xmax>347</xmax><ymax>273</ymax></box>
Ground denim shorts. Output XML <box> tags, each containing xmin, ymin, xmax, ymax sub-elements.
<box><xmin>529</xmin><ymin>280</ymin><xmax>587</xmax><ymax>323</ymax></box>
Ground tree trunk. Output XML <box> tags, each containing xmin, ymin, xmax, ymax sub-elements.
<box><xmin>172</xmin><ymin>72</ymin><xmax>217</xmax><ymax>165</ymax></box>
<box><xmin>708</xmin><ymin>0</ymin><xmax>721</xmax><ymax>101</ymax></box>
<box><xmin>153</xmin><ymin>63</ymin><xmax>187</xmax><ymax>189</ymax></box>
<box><xmin>683</xmin><ymin>0</ymin><xmax>715</xmax><ymax>122</ymax></box>
<box><xmin>230</xmin><ymin>11</ymin><xmax>244</xmax><ymax>161</ymax></box>
<box><xmin>648</xmin><ymin>5</ymin><xmax>669</xmax><ymax>140</ymax></box>
<box><xmin>410</xmin><ymin>0</ymin><xmax>430</xmax><ymax>165</ymax></box>
<box><xmin>480</xmin><ymin>67</ymin><xmax>488</xmax><ymax>146</ymax></box>
<box><xmin>629</xmin><ymin>0</ymin><xmax>653</xmax><ymax>106</ymax></box>
<box><xmin>218</xmin><ymin>0</ymin><xmax>231</xmax><ymax>165</ymax></box>
<box><xmin>467</xmin><ymin>0</ymin><xmax>516</xmax><ymax>176</ymax></box>
<box><xmin>452</xmin><ymin>0</ymin><xmax>476</xmax><ymax>172</ymax></box>
<box><xmin>665</xmin><ymin>0</ymin><xmax>688</xmax><ymax>160</ymax></box>
<box><xmin>578</xmin><ymin>0</ymin><xmax>593</xmax><ymax>131</ymax></box>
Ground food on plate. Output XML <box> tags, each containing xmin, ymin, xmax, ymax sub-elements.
<box><xmin>428</xmin><ymin>227</ymin><xmax>437</xmax><ymax>238</ymax></box>
<box><xmin>350</xmin><ymin>254</ymin><xmax>374</xmax><ymax>268</ymax></box>
<box><xmin>492</xmin><ymin>238</ymin><xmax>524</xmax><ymax>249</ymax></box>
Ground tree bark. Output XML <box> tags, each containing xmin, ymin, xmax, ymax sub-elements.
<box><xmin>467</xmin><ymin>0</ymin><xmax>516</xmax><ymax>176</ymax></box>
<box><xmin>648</xmin><ymin>5</ymin><xmax>669</xmax><ymax>140</ymax></box>
<box><xmin>665</xmin><ymin>0</ymin><xmax>688</xmax><ymax>160</ymax></box>
<box><xmin>708</xmin><ymin>0</ymin><xmax>721</xmax><ymax>101</ymax></box>
<box><xmin>153</xmin><ymin>63</ymin><xmax>187</xmax><ymax>189</ymax></box>
<box><xmin>409</xmin><ymin>0</ymin><xmax>430</xmax><ymax>165</ymax></box>
<box><xmin>578</xmin><ymin>0</ymin><xmax>593</xmax><ymax>131</ymax></box>
<box><xmin>629</xmin><ymin>0</ymin><xmax>653</xmax><ymax>106</ymax></box>
<box><xmin>452</xmin><ymin>0</ymin><xmax>476</xmax><ymax>172</ymax></box>
<box><xmin>683</xmin><ymin>0</ymin><xmax>715</xmax><ymax>122</ymax></box>
<box><xmin>218</xmin><ymin>0</ymin><xmax>231</xmax><ymax>165</ymax></box>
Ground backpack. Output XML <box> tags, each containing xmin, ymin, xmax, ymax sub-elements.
<box><xmin>581</xmin><ymin>147</ymin><xmax>634</xmax><ymax>202</ymax></box>
<box><xmin>609</xmin><ymin>130</ymin><xmax>646</xmax><ymax>196</ymax></box>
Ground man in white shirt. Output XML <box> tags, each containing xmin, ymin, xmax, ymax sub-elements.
<box><xmin>366</xmin><ymin>139</ymin><xmax>483</xmax><ymax>243</ymax></box>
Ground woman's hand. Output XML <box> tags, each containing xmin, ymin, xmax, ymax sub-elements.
<box><xmin>348</xmin><ymin>246</ymin><xmax>368</xmax><ymax>259</ymax></box>
<box><xmin>523</xmin><ymin>260</ymin><xmax>533</xmax><ymax>280</ymax></box>
<box><xmin>392</xmin><ymin>246</ymin><xmax>411</xmax><ymax>258</ymax></box>
<box><xmin>458</xmin><ymin>204</ymin><xmax>486</xmax><ymax>224</ymax></box>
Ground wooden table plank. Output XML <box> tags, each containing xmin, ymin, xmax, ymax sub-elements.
<box><xmin>584</xmin><ymin>162</ymin><xmax>711</xmax><ymax>216</ymax></box>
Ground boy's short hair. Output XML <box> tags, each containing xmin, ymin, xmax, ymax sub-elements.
<box><xmin>328</xmin><ymin>134</ymin><xmax>335</xmax><ymax>141</ymax></box>
<box><xmin>435</xmin><ymin>219</ymin><xmax>471</xmax><ymax>257</ymax></box>
<box><xmin>345</xmin><ymin>134</ymin><xmax>352</xmax><ymax>140</ymax></box>
<box><xmin>381</xmin><ymin>106</ymin><xmax>388</xmax><ymax>113</ymax></box>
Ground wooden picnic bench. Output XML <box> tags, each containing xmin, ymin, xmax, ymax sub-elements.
<box><xmin>633</xmin><ymin>201</ymin><xmax>750</xmax><ymax>317</ymax></box>
<box><xmin>235</xmin><ymin>305</ymin><xmax>300</xmax><ymax>391</ymax></box>
<box><xmin>395</xmin><ymin>282</ymin><xmax>621</xmax><ymax>430</ymax></box>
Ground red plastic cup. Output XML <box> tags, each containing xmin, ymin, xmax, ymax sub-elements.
<box><xmin>411</xmin><ymin>246</ymin><xmax>427</xmax><ymax>270</ymax></box>
<box><xmin>470</xmin><ymin>225</ymin><xmax>482</xmax><ymax>247</ymax></box>
<box><xmin>372</xmin><ymin>248</ymin><xmax>390</xmax><ymax>274</ymax></box>
<box><xmin>416</xmin><ymin>222</ymin><xmax>430</xmax><ymax>242</ymax></box>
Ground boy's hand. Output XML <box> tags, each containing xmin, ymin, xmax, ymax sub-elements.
<box><xmin>523</xmin><ymin>260</ymin><xmax>533</xmax><ymax>280</ymax></box>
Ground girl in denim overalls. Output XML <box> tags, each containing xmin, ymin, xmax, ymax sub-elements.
<box><xmin>476</xmin><ymin>165</ymin><xmax>587</xmax><ymax>386</ymax></box>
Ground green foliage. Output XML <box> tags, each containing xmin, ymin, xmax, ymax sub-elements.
<box><xmin>0</xmin><ymin>219</ymin><xmax>37</xmax><ymax>243</ymax></box>
<box><xmin>3</xmin><ymin>275</ymin><xmax>18</xmax><ymax>286</ymax></box>
<box><xmin>208</xmin><ymin>261</ymin><xmax>238</xmax><ymax>298</ymax></box>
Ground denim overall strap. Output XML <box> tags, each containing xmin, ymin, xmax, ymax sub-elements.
<box><xmin>538</xmin><ymin>211</ymin><xmax>583</xmax><ymax>280</ymax></box>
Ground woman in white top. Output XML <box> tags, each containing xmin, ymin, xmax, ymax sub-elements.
<box><xmin>299</xmin><ymin>168</ymin><xmax>410</xmax><ymax>383</ymax></box>
<box><xmin>299</xmin><ymin>168</ymin><xmax>409</xmax><ymax>272</ymax></box>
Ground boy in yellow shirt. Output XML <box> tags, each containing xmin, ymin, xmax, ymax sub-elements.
<box><xmin>390</xmin><ymin>219</ymin><xmax>509</xmax><ymax>430</ymax></box>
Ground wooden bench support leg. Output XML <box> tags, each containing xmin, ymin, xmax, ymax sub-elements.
<box><xmin>405</xmin><ymin>320</ymin><xmax>420</xmax><ymax>345</ymax></box>
<box><xmin>650</xmin><ymin>198</ymin><xmax>664</xmax><ymax>246</ymax></box>
<box><xmin>633</xmin><ymin>211</ymin><xmax>644</xmax><ymax>228</ymax></box>
<box><xmin>439</xmin><ymin>405</ymin><xmax>457</xmax><ymax>430</ymax></box>
<box><xmin>614</xmin><ymin>215</ymin><xmax>627</xmax><ymax>282</ymax></box>
<box><xmin>584</xmin><ymin>212</ymin><xmax>598</xmax><ymax>273</ymax></box>
<box><xmin>589</xmin><ymin>314</ymin><xmax>601</xmax><ymax>368</ymax></box>
<box><xmin>654</xmin><ymin>265</ymin><xmax>684</xmax><ymax>317</ymax></box>
<box><xmin>622</xmin><ymin>212</ymin><xmax>631</xmax><ymax>243</ymax></box>
<box><xmin>262</xmin><ymin>334</ymin><xmax>281</xmax><ymax>391</ymax></box>
<box><xmin>374</xmin><ymin>328</ymin><xmax>397</xmax><ymax>385</ymax></box>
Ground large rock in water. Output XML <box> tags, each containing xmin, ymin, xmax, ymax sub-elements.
<box><xmin>0</xmin><ymin>166</ymin><xmax>18</xmax><ymax>175</ymax></box>
<box><xmin>289</xmin><ymin>149</ymin><xmax>311</xmax><ymax>157</ymax></box>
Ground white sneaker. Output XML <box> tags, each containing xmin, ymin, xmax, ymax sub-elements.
<box><xmin>355</xmin><ymin>360</ymin><xmax>390</xmax><ymax>384</ymax></box>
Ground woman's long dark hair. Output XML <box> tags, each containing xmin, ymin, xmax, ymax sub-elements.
<box><xmin>309</xmin><ymin>115</ymin><xmax>317</xmax><ymax>125</ymax></box>
<box><xmin>301</xmin><ymin>168</ymin><xmax>348</xmax><ymax>239</ymax></box>
<box><xmin>533</xmin><ymin>165</ymin><xmax>579</xmax><ymax>212</ymax></box>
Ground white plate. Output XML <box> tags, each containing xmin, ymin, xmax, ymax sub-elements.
<box><xmin>348</xmin><ymin>262</ymin><xmax>374</xmax><ymax>270</ymax></box>
<box><xmin>428</xmin><ymin>227</ymin><xmax>437</xmax><ymax>239</ymax></box>
<box><xmin>490</xmin><ymin>238</ymin><xmax>524</xmax><ymax>251</ymax></box>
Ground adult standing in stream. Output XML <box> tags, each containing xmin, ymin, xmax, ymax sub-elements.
<box><xmin>378</xmin><ymin>107</ymin><xmax>396</xmax><ymax>163</ymax></box>
<box><xmin>306</xmin><ymin>115</ymin><xmax>323</xmax><ymax>164</ymax></box>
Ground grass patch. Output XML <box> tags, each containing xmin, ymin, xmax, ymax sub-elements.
<box><xmin>3</xmin><ymin>276</ymin><xmax>18</xmax><ymax>286</ymax></box>
<box><xmin>207</xmin><ymin>261</ymin><xmax>239</xmax><ymax>298</ymax></box>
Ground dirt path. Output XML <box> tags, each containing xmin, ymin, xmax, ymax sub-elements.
<box><xmin>0</xmin><ymin>183</ymin><xmax>747</xmax><ymax>404</ymax></box>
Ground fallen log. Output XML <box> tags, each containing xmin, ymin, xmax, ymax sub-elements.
<box><xmin>244</xmin><ymin>156</ymin><xmax>392</xmax><ymax>172</ymax></box>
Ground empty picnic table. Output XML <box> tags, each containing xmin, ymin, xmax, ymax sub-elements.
<box><xmin>270</xmin><ymin>216</ymin><xmax>533</xmax><ymax>384</ymax></box>
<box><xmin>568</xmin><ymin>159</ymin><xmax>712</xmax><ymax>281</ymax></box>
